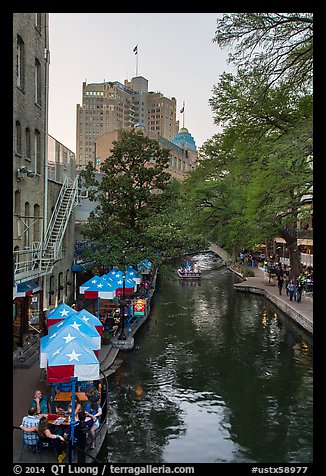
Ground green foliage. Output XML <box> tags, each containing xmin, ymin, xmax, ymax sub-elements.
<box><xmin>78</xmin><ymin>130</ymin><xmax>207</xmax><ymax>268</ymax></box>
<box><xmin>213</xmin><ymin>13</ymin><xmax>313</xmax><ymax>91</ymax></box>
<box><xmin>181</xmin><ymin>13</ymin><xmax>313</xmax><ymax>272</ymax></box>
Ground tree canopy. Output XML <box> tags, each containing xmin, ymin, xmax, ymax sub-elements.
<box><xmin>79</xmin><ymin>129</ymin><xmax>208</xmax><ymax>270</ymax></box>
<box><xmin>213</xmin><ymin>13</ymin><xmax>313</xmax><ymax>91</ymax></box>
<box><xmin>182</xmin><ymin>12</ymin><xmax>313</xmax><ymax>275</ymax></box>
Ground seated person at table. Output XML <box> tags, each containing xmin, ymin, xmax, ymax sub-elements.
<box><xmin>67</xmin><ymin>394</ymin><xmax>82</xmax><ymax>418</ymax></box>
<box><xmin>85</xmin><ymin>401</ymin><xmax>102</xmax><ymax>449</ymax></box>
<box><xmin>20</xmin><ymin>405</ymin><xmax>40</xmax><ymax>447</ymax></box>
<box><xmin>56</xmin><ymin>394</ymin><xmax>81</xmax><ymax>415</ymax></box>
<box><xmin>30</xmin><ymin>389</ymin><xmax>50</xmax><ymax>415</ymax></box>
<box><xmin>64</xmin><ymin>409</ymin><xmax>91</xmax><ymax>463</ymax></box>
<box><xmin>37</xmin><ymin>416</ymin><xmax>66</xmax><ymax>460</ymax></box>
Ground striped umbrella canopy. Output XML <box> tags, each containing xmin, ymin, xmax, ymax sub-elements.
<box><xmin>125</xmin><ymin>265</ymin><xmax>141</xmax><ymax>284</ymax></box>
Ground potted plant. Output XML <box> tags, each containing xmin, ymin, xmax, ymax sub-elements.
<box><xmin>85</xmin><ymin>386</ymin><xmax>100</xmax><ymax>402</ymax></box>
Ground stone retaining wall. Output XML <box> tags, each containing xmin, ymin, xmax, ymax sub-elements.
<box><xmin>234</xmin><ymin>284</ymin><xmax>313</xmax><ymax>335</ymax></box>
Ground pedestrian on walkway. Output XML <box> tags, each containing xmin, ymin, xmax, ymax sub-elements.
<box><xmin>277</xmin><ymin>275</ymin><xmax>284</xmax><ymax>295</ymax></box>
<box><xmin>287</xmin><ymin>280</ymin><xmax>296</xmax><ymax>302</ymax></box>
<box><xmin>296</xmin><ymin>280</ymin><xmax>303</xmax><ymax>303</ymax></box>
<box><xmin>284</xmin><ymin>276</ymin><xmax>289</xmax><ymax>296</ymax></box>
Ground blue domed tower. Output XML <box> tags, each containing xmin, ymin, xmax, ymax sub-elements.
<box><xmin>171</xmin><ymin>127</ymin><xmax>197</xmax><ymax>152</ymax></box>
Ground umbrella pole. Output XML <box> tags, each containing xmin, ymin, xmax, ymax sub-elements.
<box><xmin>69</xmin><ymin>376</ymin><xmax>78</xmax><ymax>463</ymax></box>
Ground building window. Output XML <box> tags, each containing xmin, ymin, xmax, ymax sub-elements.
<box><xmin>33</xmin><ymin>204</ymin><xmax>40</xmax><ymax>242</ymax></box>
<box><xmin>35</xmin><ymin>130</ymin><xmax>41</xmax><ymax>174</ymax></box>
<box><xmin>15</xmin><ymin>190</ymin><xmax>21</xmax><ymax>215</ymax></box>
<box><xmin>16</xmin><ymin>35</ymin><xmax>25</xmax><ymax>90</ymax></box>
<box><xmin>35</xmin><ymin>58</ymin><xmax>41</xmax><ymax>106</ymax></box>
<box><xmin>16</xmin><ymin>121</ymin><xmax>22</xmax><ymax>156</ymax></box>
<box><xmin>25</xmin><ymin>128</ymin><xmax>31</xmax><ymax>160</ymax></box>
<box><xmin>49</xmin><ymin>275</ymin><xmax>54</xmax><ymax>306</ymax></box>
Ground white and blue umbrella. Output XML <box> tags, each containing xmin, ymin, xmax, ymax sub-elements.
<box><xmin>76</xmin><ymin>309</ymin><xmax>103</xmax><ymax>335</ymax></box>
<box><xmin>48</xmin><ymin>314</ymin><xmax>101</xmax><ymax>349</ymax></box>
<box><xmin>46</xmin><ymin>303</ymin><xmax>77</xmax><ymax>330</ymax></box>
<box><xmin>79</xmin><ymin>275</ymin><xmax>103</xmax><ymax>294</ymax></box>
<box><xmin>46</xmin><ymin>338</ymin><xmax>100</xmax><ymax>383</ymax></box>
<box><xmin>40</xmin><ymin>322</ymin><xmax>99</xmax><ymax>368</ymax></box>
<box><xmin>125</xmin><ymin>265</ymin><xmax>141</xmax><ymax>284</ymax></box>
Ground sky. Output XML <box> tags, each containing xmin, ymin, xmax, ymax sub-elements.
<box><xmin>48</xmin><ymin>13</ymin><xmax>233</xmax><ymax>153</ymax></box>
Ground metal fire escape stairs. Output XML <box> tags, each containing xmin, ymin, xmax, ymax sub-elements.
<box><xmin>13</xmin><ymin>176</ymin><xmax>81</xmax><ymax>286</ymax></box>
<box><xmin>41</xmin><ymin>175</ymin><xmax>80</xmax><ymax>273</ymax></box>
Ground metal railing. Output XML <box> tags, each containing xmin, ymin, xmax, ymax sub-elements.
<box><xmin>13</xmin><ymin>176</ymin><xmax>80</xmax><ymax>287</ymax></box>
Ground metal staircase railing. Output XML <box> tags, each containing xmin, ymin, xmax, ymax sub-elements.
<box><xmin>41</xmin><ymin>175</ymin><xmax>79</xmax><ymax>269</ymax></box>
<box><xmin>13</xmin><ymin>175</ymin><xmax>80</xmax><ymax>286</ymax></box>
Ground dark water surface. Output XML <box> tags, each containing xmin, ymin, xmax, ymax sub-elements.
<box><xmin>103</xmin><ymin>252</ymin><xmax>313</xmax><ymax>464</ymax></box>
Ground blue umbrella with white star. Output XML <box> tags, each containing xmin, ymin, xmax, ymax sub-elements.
<box><xmin>40</xmin><ymin>322</ymin><xmax>99</xmax><ymax>368</ymax></box>
<box><xmin>79</xmin><ymin>275</ymin><xmax>105</xmax><ymax>294</ymax></box>
<box><xmin>80</xmin><ymin>275</ymin><xmax>117</xmax><ymax>317</ymax></box>
<box><xmin>48</xmin><ymin>314</ymin><xmax>101</xmax><ymax>348</ymax></box>
<box><xmin>46</xmin><ymin>338</ymin><xmax>100</xmax><ymax>383</ymax></box>
<box><xmin>76</xmin><ymin>309</ymin><xmax>103</xmax><ymax>335</ymax></box>
<box><xmin>46</xmin><ymin>303</ymin><xmax>77</xmax><ymax>330</ymax></box>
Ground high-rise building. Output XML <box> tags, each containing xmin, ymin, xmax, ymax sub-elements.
<box><xmin>76</xmin><ymin>76</ymin><xmax>179</xmax><ymax>168</ymax></box>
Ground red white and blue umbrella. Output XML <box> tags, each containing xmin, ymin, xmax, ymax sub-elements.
<box><xmin>46</xmin><ymin>303</ymin><xmax>77</xmax><ymax>330</ymax></box>
<box><xmin>46</xmin><ymin>338</ymin><xmax>100</xmax><ymax>383</ymax></box>
<box><xmin>16</xmin><ymin>279</ymin><xmax>40</xmax><ymax>297</ymax></box>
<box><xmin>76</xmin><ymin>309</ymin><xmax>103</xmax><ymax>335</ymax></box>
<box><xmin>137</xmin><ymin>259</ymin><xmax>152</xmax><ymax>274</ymax></box>
<box><xmin>79</xmin><ymin>275</ymin><xmax>103</xmax><ymax>294</ymax></box>
<box><xmin>125</xmin><ymin>265</ymin><xmax>141</xmax><ymax>284</ymax></box>
<box><xmin>48</xmin><ymin>314</ymin><xmax>101</xmax><ymax>349</ymax></box>
<box><xmin>80</xmin><ymin>276</ymin><xmax>116</xmax><ymax>299</ymax></box>
<box><xmin>104</xmin><ymin>270</ymin><xmax>137</xmax><ymax>295</ymax></box>
<box><xmin>40</xmin><ymin>323</ymin><xmax>99</xmax><ymax>368</ymax></box>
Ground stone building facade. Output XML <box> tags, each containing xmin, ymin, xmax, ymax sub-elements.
<box><xmin>13</xmin><ymin>13</ymin><xmax>77</xmax><ymax>347</ymax></box>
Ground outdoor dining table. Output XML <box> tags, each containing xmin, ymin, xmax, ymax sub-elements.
<box><xmin>46</xmin><ymin>413</ymin><xmax>70</xmax><ymax>426</ymax></box>
<box><xmin>54</xmin><ymin>391</ymin><xmax>89</xmax><ymax>402</ymax></box>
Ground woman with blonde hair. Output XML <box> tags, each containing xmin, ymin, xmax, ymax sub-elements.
<box><xmin>37</xmin><ymin>416</ymin><xmax>66</xmax><ymax>461</ymax></box>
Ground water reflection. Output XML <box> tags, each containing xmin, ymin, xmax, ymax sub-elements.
<box><xmin>104</xmin><ymin>252</ymin><xmax>313</xmax><ymax>463</ymax></box>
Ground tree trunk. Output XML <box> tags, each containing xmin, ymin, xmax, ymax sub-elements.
<box><xmin>280</xmin><ymin>229</ymin><xmax>302</xmax><ymax>278</ymax></box>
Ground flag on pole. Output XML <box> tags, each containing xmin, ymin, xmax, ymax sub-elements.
<box><xmin>133</xmin><ymin>45</ymin><xmax>138</xmax><ymax>55</ymax></box>
<box><xmin>180</xmin><ymin>106</ymin><xmax>184</xmax><ymax>113</ymax></box>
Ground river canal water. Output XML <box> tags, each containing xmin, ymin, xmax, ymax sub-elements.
<box><xmin>102</xmin><ymin>252</ymin><xmax>313</xmax><ymax>464</ymax></box>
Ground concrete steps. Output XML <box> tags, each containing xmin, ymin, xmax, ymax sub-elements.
<box><xmin>13</xmin><ymin>334</ymin><xmax>40</xmax><ymax>368</ymax></box>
